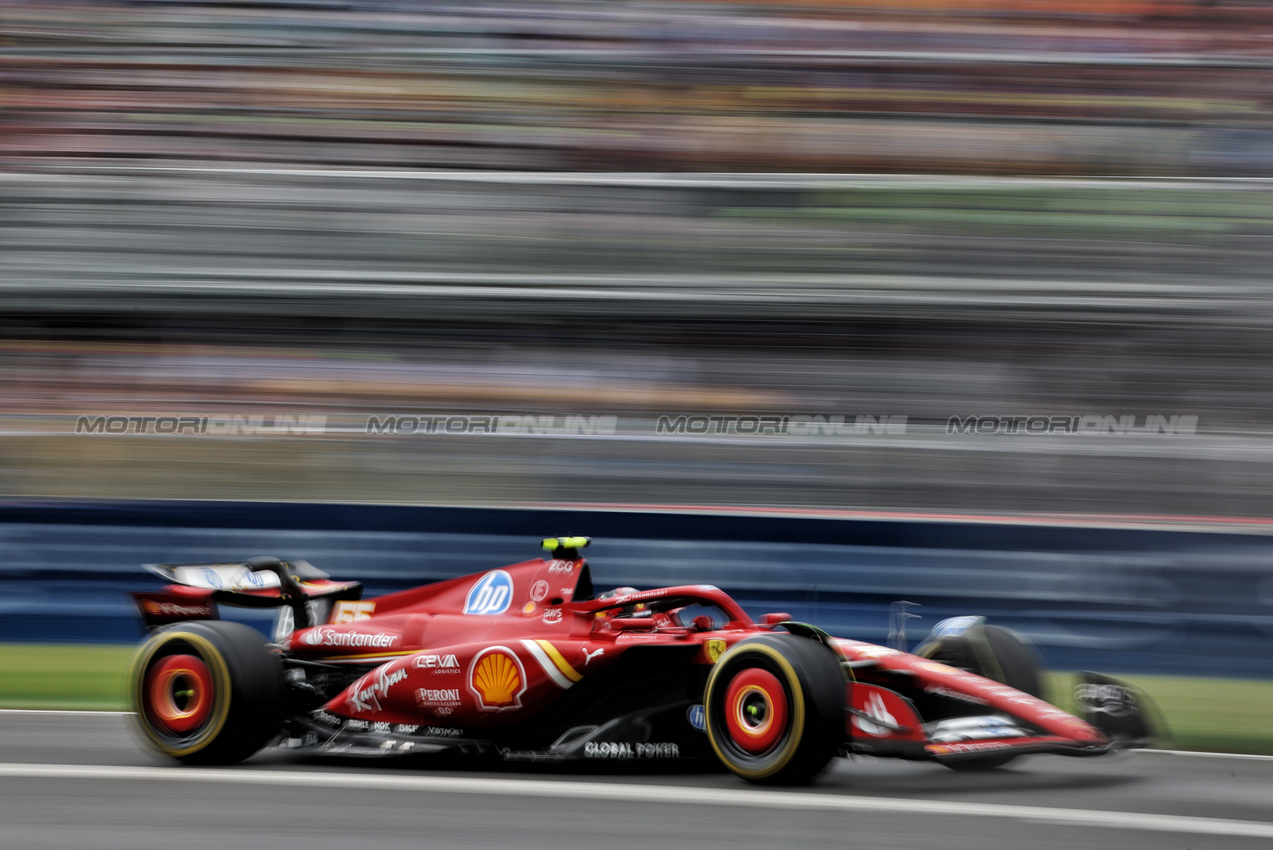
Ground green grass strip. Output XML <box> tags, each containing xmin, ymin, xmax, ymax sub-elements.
<box><xmin>1</xmin><ymin>645</ymin><xmax>1269</xmax><ymax>755</ymax></box>
<box><xmin>0</xmin><ymin>644</ymin><xmax>132</xmax><ymax>711</ymax></box>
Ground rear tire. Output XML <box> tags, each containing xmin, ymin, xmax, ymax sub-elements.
<box><xmin>130</xmin><ymin>621</ymin><xmax>284</xmax><ymax>764</ymax></box>
<box><xmin>704</xmin><ymin>635</ymin><xmax>844</xmax><ymax>785</ymax></box>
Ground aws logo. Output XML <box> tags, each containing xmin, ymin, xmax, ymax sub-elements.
<box><xmin>468</xmin><ymin>646</ymin><xmax>527</xmax><ymax>711</ymax></box>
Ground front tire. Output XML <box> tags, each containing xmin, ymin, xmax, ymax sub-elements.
<box><xmin>918</xmin><ymin>623</ymin><xmax>1043</xmax><ymax>699</ymax></box>
<box><xmin>704</xmin><ymin>635</ymin><xmax>844</xmax><ymax>785</ymax></box>
<box><xmin>130</xmin><ymin>621</ymin><xmax>284</xmax><ymax>764</ymax></box>
<box><xmin>919</xmin><ymin>624</ymin><xmax>1043</xmax><ymax>771</ymax></box>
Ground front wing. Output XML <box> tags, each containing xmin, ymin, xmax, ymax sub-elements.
<box><xmin>845</xmin><ymin>682</ymin><xmax>1124</xmax><ymax>764</ymax></box>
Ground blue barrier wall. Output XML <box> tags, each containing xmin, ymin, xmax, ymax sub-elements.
<box><xmin>2</xmin><ymin>500</ymin><xmax>1271</xmax><ymax>678</ymax></box>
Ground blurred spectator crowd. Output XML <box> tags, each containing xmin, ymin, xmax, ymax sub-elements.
<box><xmin>7</xmin><ymin>1</ymin><xmax>1273</xmax><ymax>516</ymax></box>
<box><xmin>5</xmin><ymin>0</ymin><xmax>1273</xmax><ymax>174</ymax></box>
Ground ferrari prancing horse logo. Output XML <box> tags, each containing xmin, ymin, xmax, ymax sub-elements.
<box><xmin>705</xmin><ymin>640</ymin><xmax>726</xmax><ymax>663</ymax></box>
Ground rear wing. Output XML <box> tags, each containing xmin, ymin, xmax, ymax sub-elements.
<box><xmin>132</xmin><ymin>556</ymin><xmax>362</xmax><ymax>631</ymax></box>
<box><xmin>142</xmin><ymin>555</ymin><xmax>330</xmax><ymax>590</ymax></box>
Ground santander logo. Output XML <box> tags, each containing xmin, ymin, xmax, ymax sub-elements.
<box><xmin>301</xmin><ymin>628</ymin><xmax>397</xmax><ymax>649</ymax></box>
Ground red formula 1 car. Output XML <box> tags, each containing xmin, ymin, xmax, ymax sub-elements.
<box><xmin>129</xmin><ymin>537</ymin><xmax>1150</xmax><ymax>783</ymax></box>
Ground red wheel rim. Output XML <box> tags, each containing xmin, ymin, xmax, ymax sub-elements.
<box><xmin>145</xmin><ymin>654</ymin><xmax>214</xmax><ymax>734</ymax></box>
<box><xmin>723</xmin><ymin>668</ymin><xmax>788</xmax><ymax>754</ymax></box>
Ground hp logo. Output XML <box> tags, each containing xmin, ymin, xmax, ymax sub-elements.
<box><xmin>463</xmin><ymin>570</ymin><xmax>514</xmax><ymax>615</ymax></box>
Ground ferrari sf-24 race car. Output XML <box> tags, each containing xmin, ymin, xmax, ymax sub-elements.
<box><xmin>129</xmin><ymin>537</ymin><xmax>1150</xmax><ymax>783</ymax></box>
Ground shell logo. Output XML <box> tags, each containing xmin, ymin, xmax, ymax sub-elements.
<box><xmin>468</xmin><ymin>646</ymin><xmax>528</xmax><ymax>711</ymax></box>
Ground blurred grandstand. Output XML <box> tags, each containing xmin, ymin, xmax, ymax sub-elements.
<box><xmin>4</xmin><ymin>0</ymin><xmax>1273</xmax><ymax>517</ymax></box>
<box><xmin>5</xmin><ymin>0</ymin><xmax>1273</xmax><ymax>173</ymax></box>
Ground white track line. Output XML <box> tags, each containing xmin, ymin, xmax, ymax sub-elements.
<box><xmin>1143</xmin><ymin>749</ymin><xmax>1273</xmax><ymax>762</ymax></box>
<box><xmin>0</xmin><ymin>763</ymin><xmax>1269</xmax><ymax>839</ymax></box>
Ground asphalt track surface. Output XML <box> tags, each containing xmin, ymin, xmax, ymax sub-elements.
<box><xmin>0</xmin><ymin>711</ymin><xmax>1270</xmax><ymax>850</ymax></box>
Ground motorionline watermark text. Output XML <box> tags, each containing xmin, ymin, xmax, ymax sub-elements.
<box><xmin>366</xmin><ymin>414</ymin><xmax>618</xmax><ymax>435</ymax></box>
<box><xmin>947</xmin><ymin>415</ymin><xmax>1197</xmax><ymax>436</ymax></box>
<box><xmin>75</xmin><ymin>415</ymin><xmax>327</xmax><ymax>435</ymax></box>
<box><xmin>67</xmin><ymin>412</ymin><xmax>1199</xmax><ymax>439</ymax></box>
<box><xmin>365</xmin><ymin>413</ymin><xmax>904</xmax><ymax>437</ymax></box>
<box><xmin>654</xmin><ymin>415</ymin><xmax>907</xmax><ymax>436</ymax></box>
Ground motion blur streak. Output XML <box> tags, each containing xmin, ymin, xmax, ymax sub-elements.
<box><xmin>5</xmin><ymin>0</ymin><xmax>1273</xmax><ymax>518</ymax></box>
<box><xmin>5</xmin><ymin>0</ymin><xmax>1273</xmax><ymax>175</ymax></box>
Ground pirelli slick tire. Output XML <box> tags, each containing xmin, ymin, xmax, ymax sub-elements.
<box><xmin>972</xmin><ymin>625</ymin><xmax>1043</xmax><ymax>701</ymax></box>
<box><xmin>920</xmin><ymin>624</ymin><xmax>1043</xmax><ymax>700</ymax></box>
<box><xmin>130</xmin><ymin>621</ymin><xmax>284</xmax><ymax>765</ymax></box>
<box><xmin>924</xmin><ymin>625</ymin><xmax>1042</xmax><ymax>771</ymax></box>
<box><xmin>704</xmin><ymin>635</ymin><xmax>844</xmax><ymax>785</ymax></box>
